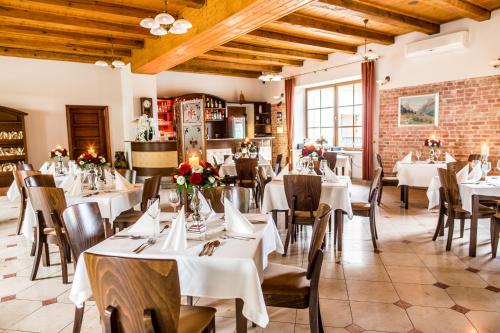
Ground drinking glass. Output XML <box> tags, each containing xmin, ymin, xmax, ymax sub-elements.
<box><xmin>482</xmin><ymin>161</ymin><xmax>491</xmax><ymax>178</ymax></box>
<box><xmin>415</xmin><ymin>150</ymin><xmax>422</xmax><ymax>161</ymax></box>
<box><xmin>319</xmin><ymin>160</ymin><xmax>327</xmax><ymax>177</ymax></box>
<box><xmin>168</xmin><ymin>190</ymin><xmax>180</xmax><ymax>214</ymax></box>
<box><xmin>295</xmin><ymin>158</ymin><xmax>303</xmax><ymax>173</ymax></box>
<box><xmin>220</xmin><ymin>189</ymin><xmax>233</xmax><ymax>206</ymax></box>
<box><xmin>472</xmin><ymin>160</ymin><xmax>481</xmax><ymax>168</ymax></box>
<box><xmin>435</xmin><ymin>149</ymin><xmax>441</xmax><ymax>161</ymax></box>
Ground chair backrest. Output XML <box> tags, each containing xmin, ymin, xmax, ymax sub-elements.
<box><xmin>234</xmin><ymin>158</ymin><xmax>258</xmax><ymax>185</ymax></box>
<box><xmin>27</xmin><ymin>187</ymin><xmax>67</xmax><ymax>230</ymax></box>
<box><xmin>376</xmin><ymin>154</ymin><xmax>385</xmax><ymax>178</ymax></box>
<box><xmin>62</xmin><ymin>202</ymin><xmax>105</xmax><ymax>264</ymax></box>
<box><xmin>437</xmin><ymin>168</ymin><xmax>460</xmax><ymax>207</ymax></box>
<box><xmin>18</xmin><ymin>163</ymin><xmax>34</xmax><ymax>171</ymax></box>
<box><xmin>84</xmin><ymin>253</ymin><xmax>181</xmax><ymax>333</ymax></box>
<box><xmin>14</xmin><ymin>170</ymin><xmax>40</xmax><ymax>190</ymax></box>
<box><xmin>446</xmin><ymin>161</ymin><xmax>468</xmax><ymax>174</ymax></box>
<box><xmin>24</xmin><ymin>174</ymin><xmax>56</xmax><ymax>188</ymax></box>
<box><xmin>468</xmin><ymin>154</ymin><xmax>481</xmax><ymax>162</ymax></box>
<box><xmin>141</xmin><ymin>175</ymin><xmax>162</xmax><ymax>212</ymax></box>
<box><xmin>306</xmin><ymin>203</ymin><xmax>332</xmax><ymax>278</ymax></box>
<box><xmin>274</xmin><ymin>154</ymin><xmax>283</xmax><ymax>175</ymax></box>
<box><xmin>212</xmin><ymin>156</ymin><xmax>220</xmax><ymax>168</ymax></box>
<box><xmin>368</xmin><ymin>168</ymin><xmax>383</xmax><ymax>203</ymax></box>
<box><xmin>283</xmin><ymin>175</ymin><xmax>322</xmax><ymax>213</ymax></box>
<box><xmin>322</xmin><ymin>152</ymin><xmax>337</xmax><ymax>169</ymax></box>
<box><xmin>202</xmin><ymin>186</ymin><xmax>250</xmax><ymax>213</ymax></box>
<box><xmin>116</xmin><ymin>169</ymin><xmax>137</xmax><ymax>184</ymax></box>
<box><xmin>256</xmin><ymin>166</ymin><xmax>268</xmax><ymax>191</ymax></box>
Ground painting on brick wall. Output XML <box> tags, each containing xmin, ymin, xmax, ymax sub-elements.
<box><xmin>398</xmin><ymin>93</ymin><xmax>439</xmax><ymax>126</ymax></box>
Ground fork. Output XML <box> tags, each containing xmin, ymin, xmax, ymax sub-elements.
<box><xmin>133</xmin><ymin>238</ymin><xmax>156</xmax><ymax>254</ymax></box>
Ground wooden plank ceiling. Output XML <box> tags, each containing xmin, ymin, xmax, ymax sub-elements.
<box><xmin>0</xmin><ymin>0</ymin><xmax>499</xmax><ymax>77</ymax></box>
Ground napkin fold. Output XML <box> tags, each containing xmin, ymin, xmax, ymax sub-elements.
<box><xmin>467</xmin><ymin>164</ymin><xmax>482</xmax><ymax>182</ymax></box>
<box><xmin>60</xmin><ymin>175</ymin><xmax>76</xmax><ymax>193</ymax></box>
<box><xmin>162</xmin><ymin>206</ymin><xmax>187</xmax><ymax>252</ymax></box>
<box><xmin>67</xmin><ymin>174</ymin><xmax>82</xmax><ymax>196</ymax></box>
<box><xmin>455</xmin><ymin>164</ymin><xmax>469</xmax><ymax>184</ymax></box>
<box><xmin>274</xmin><ymin>164</ymin><xmax>289</xmax><ymax>181</ymax></box>
<box><xmin>115</xmin><ymin>171</ymin><xmax>134</xmax><ymax>190</ymax></box>
<box><xmin>324</xmin><ymin>166</ymin><xmax>339</xmax><ymax>183</ymax></box>
<box><xmin>104</xmin><ymin>169</ymin><xmax>114</xmax><ymax>187</ymax></box>
<box><xmin>224</xmin><ymin>155</ymin><xmax>233</xmax><ymax>164</ymax></box>
<box><xmin>401</xmin><ymin>152</ymin><xmax>412</xmax><ymax>163</ymax></box>
<box><xmin>224</xmin><ymin>198</ymin><xmax>255</xmax><ymax>235</ymax></box>
<box><xmin>198</xmin><ymin>191</ymin><xmax>217</xmax><ymax>218</ymax></box>
<box><xmin>127</xmin><ymin>199</ymin><xmax>160</xmax><ymax>236</ymax></box>
<box><xmin>259</xmin><ymin>154</ymin><xmax>268</xmax><ymax>164</ymax></box>
<box><xmin>39</xmin><ymin>162</ymin><xmax>49</xmax><ymax>173</ymax></box>
<box><xmin>445</xmin><ymin>152</ymin><xmax>456</xmax><ymax>163</ymax></box>
<box><xmin>44</xmin><ymin>163</ymin><xmax>56</xmax><ymax>175</ymax></box>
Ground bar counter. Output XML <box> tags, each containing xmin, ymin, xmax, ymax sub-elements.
<box><xmin>128</xmin><ymin>140</ymin><xmax>178</xmax><ymax>177</ymax></box>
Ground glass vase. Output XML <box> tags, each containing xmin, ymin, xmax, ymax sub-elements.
<box><xmin>86</xmin><ymin>165</ymin><xmax>98</xmax><ymax>191</ymax></box>
<box><xmin>188</xmin><ymin>186</ymin><xmax>206</xmax><ymax>233</ymax></box>
<box><xmin>55</xmin><ymin>156</ymin><xmax>65</xmax><ymax>175</ymax></box>
<box><xmin>429</xmin><ymin>147</ymin><xmax>435</xmax><ymax>164</ymax></box>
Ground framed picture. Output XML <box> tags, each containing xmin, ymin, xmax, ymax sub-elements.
<box><xmin>398</xmin><ymin>93</ymin><xmax>439</xmax><ymax>126</ymax></box>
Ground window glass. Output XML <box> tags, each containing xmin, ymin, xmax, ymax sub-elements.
<box><xmin>337</xmin><ymin>84</ymin><xmax>354</xmax><ymax>106</ymax></box>
<box><xmin>307</xmin><ymin>89</ymin><xmax>320</xmax><ymax>109</ymax></box>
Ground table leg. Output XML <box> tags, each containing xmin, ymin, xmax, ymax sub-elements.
<box><xmin>469</xmin><ymin>196</ymin><xmax>478</xmax><ymax>257</ymax></box>
<box><xmin>272</xmin><ymin>210</ymin><xmax>278</xmax><ymax>227</ymax></box>
<box><xmin>334</xmin><ymin>209</ymin><xmax>343</xmax><ymax>252</ymax></box>
<box><xmin>342</xmin><ymin>167</ymin><xmax>345</xmax><ymax>176</ymax></box>
<box><xmin>400</xmin><ymin>186</ymin><xmax>409</xmax><ymax>209</ymax></box>
<box><xmin>235</xmin><ymin>298</ymin><xmax>247</xmax><ymax>333</ymax></box>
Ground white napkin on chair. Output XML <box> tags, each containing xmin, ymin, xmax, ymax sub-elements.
<box><xmin>127</xmin><ymin>200</ymin><xmax>160</xmax><ymax>236</ymax></box>
<box><xmin>161</xmin><ymin>206</ymin><xmax>187</xmax><ymax>252</ymax></box>
<box><xmin>39</xmin><ymin>161</ymin><xmax>49</xmax><ymax>173</ymax></box>
<box><xmin>467</xmin><ymin>164</ymin><xmax>482</xmax><ymax>183</ymax></box>
<box><xmin>115</xmin><ymin>171</ymin><xmax>134</xmax><ymax>190</ymax></box>
<box><xmin>324</xmin><ymin>166</ymin><xmax>339</xmax><ymax>183</ymax></box>
<box><xmin>455</xmin><ymin>164</ymin><xmax>469</xmax><ymax>184</ymax></box>
<box><xmin>274</xmin><ymin>164</ymin><xmax>289</xmax><ymax>181</ymax></box>
<box><xmin>401</xmin><ymin>152</ymin><xmax>412</xmax><ymax>163</ymax></box>
<box><xmin>67</xmin><ymin>174</ymin><xmax>82</xmax><ymax>196</ymax></box>
<box><xmin>104</xmin><ymin>169</ymin><xmax>114</xmax><ymax>187</ymax></box>
<box><xmin>445</xmin><ymin>152</ymin><xmax>456</xmax><ymax>163</ymax></box>
<box><xmin>224</xmin><ymin>198</ymin><xmax>255</xmax><ymax>235</ymax></box>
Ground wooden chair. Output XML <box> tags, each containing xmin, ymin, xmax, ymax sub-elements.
<box><xmin>376</xmin><ymin>153</ymin><xmax>399</xmax><ymax>206</ymax></box>
<box><xmin>27</xmin><ymin>187</ymin><xmax>71</xmax><ymax>283</ymax></box>
<box><xmin>491</xmin><ymin>213</ymin><xmax>500</xmax><ymax>258</ymax></box>
<box><xmin>261</xmin><ymin>203</ymin><xmax>332</xmax><ymax>333</ymax></box>
<box><xmin>24</xmin><ymin>174</ymin><xmax>56</xmax><ymax>188</ymax></box>
<box><xmin>256</xmin><ymin>166</ymin><xmax>271</xmax><ymax>205</ymax></box>
<box><xmin>113</xmin><ymin>175</ymin><xmax>162</xmax><ymax>231</ymax></box>
<box><xmin>322</xmin><ymin>152</ymin><xmax>337</xmax><ymax>170</ymax></box>
<box><xmin>202</xmin><ymin>186</ymin><xmax>250</xmax><ymax>213</ymax></box>
<box><xmin>85</xmin><ymin>253</ymin><xmax>216</xmax><ymax>333</ymax></box>
<box><xmin>339</xmin><ymin>168</ymin><xmax>382</xmax><ymax>250</ymax></box>
<box><xmin>467</xmin><ymin>154</ymin><xmax>482</xmax><ymax>162</ymax></box>
<box><xmin>283</xmin><ymin>174</ymin><xmax>322</xmax><ymax>256</ymax></box>
<box><xmin>18</xmin><ymin>163</ymin><xmax>34</xmax><ymax>170</ymax></box>
<box><xmin>59</xmin><ymin>202</ymin><xmax>105</xmax><ymax>333</ymax></box>
<box><xmin>274</xmin><ymin>153</ymin><xmax>283</xmax><ymax>175</ymax></box>
<box><xmin>13</xmin><ymin>170</ymin><xmax>40</xmax><ymax>235</ymax></box>
<box><xmin>116</xmin><ymin>168</ymin><xmax>137</xmax><ymax>184</ymax></box>
<box><xmin>435</xmin><ymin>169</ymin><xmax>496</xmax><ymax>251</ymax></box>
<box><xmin>235</xmin><ymin>158</ymin><xmax>259</xmax><ymax>208</ymax></box>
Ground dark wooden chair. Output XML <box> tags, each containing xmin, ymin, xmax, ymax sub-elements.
<box><xmin>339</xmin><ymin>168</ymin><xmax>382</xmax><ymax>251</ymax></box>
<box><xmin>491</xmin><ymin>213</ymin><xmax>500</xmax><ymax>258</ymax></box>
<box><xmin>27</xmin><ymin>187</ymin><xmax>71</xmax><ymax>283</ymax></box>
<box><xmin>235</xmin><ymin>158</ymin><xmax>259</xmax><ymax>208</ymax></box>
<box><xmin>256</xmin><ymin>165</ymin><xmax>272</xmax><ymax>205</ymax></box>
<box><xmin>470</xmin><ymin>194</ymin><xmax>500</xmax><ymax>257</ymax></box>
<box><xmin>376</xmin><ymin>153</ymin><xmax>399</xmax><ymax>206</ymax></box>
<box><xmin>434</xmin><ymin>169</ymin><xmax>496</xmax><ymax>251</ymax></box>
<box><xmin>84</xmin><ymin>253</ymin><xmax>216</xmax><ymax>333</ymax></box>
<box><xmin>283</xmin><ymin>174</ymin><xmax>322</xmax><ymax>256</ymax></box>
<box><xmin>24</xmin><ymin>174</ymin><xmax>56</xmax><ymax>188</ymax></box>
<box><xmin>322</xmin><ymin>152</ymin><xmax>337</xmax><ymax>170</ymax></box>
<box><xmin>59</xmin><ymin>202</ymin><xmax>105</xmax><ymax>333</ymax></box>
<box><xmin>113</xmin><ymin>175</ymin><xmax>162</xmax><ymax>231</ymax></box>
<box><xmin>202</xmin><ymin>186</ymin><xmax>250</xmax><ymax>213</ymax></box>
<box><xmin>115</xmin><ymin>169</ymin><xmax>137</xmax><ymax>184</ymax></box>
<box><xmin>18</xmin><ymin>163</ymin><xmax>34</xmax><ymax>170</ymax></box>
<box><xmin>261</xmin><ymin>203</ymin><xmax>332</xmax><ymax>333</ymax></box>
<box><xmin>13</xmin><ymin>170</ymin><xmax>40</xmax><ymax>235</ymax></box>
<box><xmin>274</xmin><ymin>153</ymin><xmax>283</xmax><ymax>175</ymax></box>
<box><xmin>467</xmin><ymin>154</ymin><xmax>482</xmax><ymax>162</ymax></box>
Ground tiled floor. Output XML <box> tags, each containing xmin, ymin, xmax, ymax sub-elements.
<box><xmin>0</xmin><ymin>184</ymin><xmax>499</xmax><ymax>333</ymax></box>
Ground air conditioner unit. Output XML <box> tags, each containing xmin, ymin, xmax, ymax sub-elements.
<box><xmin>405</xmin><ymin>31</ymin><xmax>468</xmax><ymax>58</ymax></box>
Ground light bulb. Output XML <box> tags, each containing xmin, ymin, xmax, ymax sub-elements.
<box><xmin>173</xmin><ymin>19</ymin><xmax>192</xmax><ymax>29</ymax></box>
<box><xmin>140</xmin><ymin>18</ymin><xmax>159</xmax><ymax>29</ymax></box>
<box><xmin>150</xmin><ymin>26</ymin><xmax>168</xmax><ymax>36</ymax></box>
<box><xmin>168</xmin><ymin>26</ymin><xmax>188</xmax><ymax>34</ymax></box>
<box><xmin>270</xmin><ymin>74</ymin><xmax>283</xmax><ymax>81</ymax></box>
<box><xmin>94</xmin><ymin>60</ymin><xmax>108</xmax><ymax>67</ymax></box>
<box><xmin>155</xmin><ymin>12</ymin><xmax>175</xmax><ymax>25</ymax></box>
<box><xmin>112</xmin><ymin>60</ymin><xmax>125</xmax><ymax>68</ymax></box>
<box><xmin>365</xmin><ymin>49</ymin><xmax>379</xmax><ymax>60</ymax></box>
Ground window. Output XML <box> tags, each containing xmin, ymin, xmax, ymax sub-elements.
<box><xmin>305</xmin><ymin>81</ymin><xmax>362</xmax><ymax>149</ymax></box>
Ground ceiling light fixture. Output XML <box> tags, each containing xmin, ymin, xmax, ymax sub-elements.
<box><xmin>94</xmin><ymin>41</ymin><xmax>126</xmax><ymax>69</ymax></box>
<box><xmin>490</xmin><ymin>58</ymin><xmax>500</xmax><ymax>68</ymax></box>
<box><xmin>361</xmin><ymin>19</ymin><xmax>379</xmax><ymax>61</ymax></box>
<box><xmin>258</xmin><ymin>73</ymin><xmax>283</xmax><ymax>83</ymax></box>
<box><xmin>376</xmin><ymin>76</ymin><xmax>391</xmax><ymax>85</ymax></box>
<box><xmin>139</xmin><ymin>0</ymin><xmax>192</xmax><ymax>36</ymax></box>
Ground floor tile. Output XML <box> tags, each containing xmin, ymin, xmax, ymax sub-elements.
<box><xmin>385</xmin><ymin>266</ymin><xmax>437</xmax><ymax>284</ymax></box>
<box><xmin>16</xmin><ymin>278</ymin><xmax>70</xmax><ymax>301</ymax></box>
<box><xmin>407</xmin><ymin>306</ymin><xmax>477</xmax><ymax>333</ymax></box>
<box><xmin>296</xmin><ymin>299</ymin><xmax>352</xmax><ymax>328</ymax></box>
<box><xmin>350</xmin><ymin>301</ymin><xmax>413</xmax><ymax>332</ymax></box>
<box><xmin>9</xmin><ymin>302</ymin><xmax>74</xmax><ymax>333</ymax></box>
<box><xmin>379</xmin><ymin>252</ymin><xmax>425</xmax><ymax>267</ymax></box>
<box><xmin>343</xmin><ymin>264</ymin><xmax>390</xmax><ymax>282</ymax></box>
<box><xmin>429</xmin><ymin>268</ymin><xmax>488</xmax><ymax>288</ymax></box>
<box><xmin>446</xmin><ymin>286</ymin><xmax>500</xmax><ymax>312</ymax></box>
<box><xmin>418</xmin><ymin>254</ymin><xmax>467</xmax><ymax>269</ymax></box>
<box><xmin>466</xmin><ymin>310</ymin><xmax>500</xmax><ymax>333</ymax></box>
<box><xmin>319</xmin><ymin>278</ymin><xmax>348</xmax><ymax>300</ymax></box>
<box><xmin>394</xmin><ymin>282</ymin><xmax>455</xmax><ymax>307</ymax></box>
<box><xmin>0</xmin><ymin>299</ymin><xmax>41</xmax><ymax>329</ymax></box>
<box><xmin>346</xmin><ymin>280</ymin><xmax>399</xmax><ymax>303</ymax></box>
<box><xmin>0</xmin><ymin>275</ymin><xmax>35</xmax><ymax>298</ymax></box>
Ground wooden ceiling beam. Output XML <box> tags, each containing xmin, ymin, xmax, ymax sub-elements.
<box><xmin>315</xmin><ymin>0</ymin><xmax>439</xmax><ymax>34</ymax></box>
<box><xmin>185</xmin><ymin>59</ymin><xmax>282</xmax><ymax>73</ymax></box>
<box><xmin>0</xmin><ymin>24</ymin><xmax>144</xmax><ymax>49</ymax></box>
<box><xmin>170</xmin><ymin>0</ymin><xmax>206</xmax><ymax>9</ymax></box>
<box><xmin>201</xmin><ymin>50</ymin><xmax>304</xmax><ymax>67</ymax></box>
<box><xmin>170</xmin><ymin>64</ymin><xmax>261</xmax><ymax>78</ymax></box>
<box><xmin>218</xmin><ymin>42</ymin><xmax>329</xmax><ymax>61</ymax></box>
<box><xmin>278</xmin><ymin>13</ymin><xmax>394</xmax><ymax>45</ymax></box>
<box><xmin>0</xmin><ymin>36</ymin><xmax>131</xmax><ymax>57</ymax></box>
<box><xmin>247</xmin><ymin>29</ymin><xmax>357</xmax><ymax>53</ymax></box>
<box><xmin>0</xmin><ymin>46</ymin><xmax>116</xmax><ymax>64</ymax></box>
<box><xmin>0</xmin><ymin>5</ymin><xmax>153</xmax><ymax>39</ymax></box>
<box><xmin>431</xmin><ymin>0</ymin><xmax>490</xmax><ymax>21</ymax></box>
<box><xmin>131</xmin><ymin>0</ymin><xmax>316</xmax><ymax>74</ymax></box>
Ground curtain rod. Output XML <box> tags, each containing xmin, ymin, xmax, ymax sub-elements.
<box><xmin>283</xmin><ymin>60</ymin><xmax>363</xmax><ymax>80</ymax></box>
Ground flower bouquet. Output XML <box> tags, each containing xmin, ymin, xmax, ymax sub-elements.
<box><xmin>50</xmin><ymin>145</ymin><xmax>68</xmax><ymax>175</ymax></box>
<box><xmin>76</xmin><ymin>151</ymin><xmax>107</xmax><ymax>169</ymax></box>
<box><xmin>301</xmin><ymin>144</ymin><xmax>323</xmax><ymax>159</ymax></box>
<box><xmin>424</xmin><ymin>138</ymin><xmax>441</xmax><ymax>163</ymax></box>
<box><xmin>240</xmin><ymin>138</ymin><xmax>258</xmax><ymax>158</ymax></box>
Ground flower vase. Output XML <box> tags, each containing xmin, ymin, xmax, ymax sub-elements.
<box><xmin>55</xmin><ymin>156</ymin><xmax>65</xmax><ymax>175</ymax></box>
<box><xmin>86</xmin><ymin>165</ymin><xmax>98</xmax><ymax>190</ymax></box>
<box><xmin>188</xmin><ymin>186</ymin><xmax>206</xmax><ymax>234</ymax></box>
<box><xmin>249</xmin><ymin>151</ymin><xmax>258</xmax><ymax>158</ymax></box>
<box><xmin>429</xmin><ymin>147</ymin><xmax>435</xmax><ymax>164</ymax></box>
<box><xmin>307</xmin><ymin>157</ymin><xmax>315</xmax><ymax>174</ymax></box>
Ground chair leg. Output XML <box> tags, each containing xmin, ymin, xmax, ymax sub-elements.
<box><xmin>433</xmin><ymin>210</ymin><xmax>445</xmax><ymax>241</ymax></box>
<box><xmin>459</xmin><ymin>218</ymin><xmax>465</xmax><ymax>238</ymax></box>
<box><xmin>491</xmin><ymin>218</ymin><xmax>499</xmax><ymax>258</ymax></box>
<box><xmin>309</xmin><ymin>300</ymin><xmax>322</xmax><ymax>333</ymax></box>
<box><xmin>283</xmin><ymin>219</ymin><xmax>293</xmax><ymax>256</ymax></box>
<box><xmin>186</xmin><ymin>296</ymin><xmax>193</xmax><ymax>306</ymax></box>
<box><xmin>318</xmin><ymin>302</ymin><xmax>324</xmax><ymax>333</ymax></box>
<box><xmin>42</xmin><ymin>242</ymin><xmax>50</xmax><ymax>267</ymax></box>
<box><xmin>59</xmin><ymin>244</ymin><xmax>69</xmax><ymax>284</ymax></box>
<box><xmin>328</xmin><ymin>216</ymin><xmax>331</xmax><ymax>233</ymax></box>
<box><xmin>30</xmin><ymin>241</ymin><xmax>36</xmax><ymax>257</ymax></box>
<box><xmin>446</xmin><ymin>215</ymin><xmax>455</xmax><ymax>251</ymax></box>
<box><xmin>333</xmin><ymin>218</ymin><xmax>338</xmax><ymax>245</ymax></box>
<box><xmin>369</xmin><ymin>215</ymin><xmax>377</xmax><ymax>249</ymax></box>
<box><xmin>30</xmin><ymin>236</ymin><xmax>43</xmax><ymax>281</ymax></box>
<box><xmin>73</xmin><ymin>304</ymin><xmax>84</xmax><ymax>333</ymax></box>
<box><xmin>377</xmin><ymin>183</ymin><xmax>383</xmax><ymax>206</ymax></box>
<box><xmin>16</xmin><ymin>198</ymin><xmax>26</xmax><ymax>235</ymax></box>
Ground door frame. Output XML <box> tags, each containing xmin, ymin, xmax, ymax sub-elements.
<box><xmin>66</xmin><ymin>105</ymin><xmax>112</xmax><ymax>164</ymax></box>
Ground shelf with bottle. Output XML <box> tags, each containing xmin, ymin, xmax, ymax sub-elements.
<box><xmin>204</xmin><ymin>96</ymin><xmax>225</xmax><ymax>109</ymax></box>
<box><xmin>205</xmin><ymin>108</ymin><xmax>226</xmax><ymax>122</ymax></box>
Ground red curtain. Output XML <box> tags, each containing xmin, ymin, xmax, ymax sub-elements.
<box><xmin>285</xmin><ymin>78</ymin><xmax>295</xmax><ymax>170</ymax></box>
<box><xmin>361</xmin><ymin>61</ymin><xmax>375</xmax><ymax>180</ymax></box>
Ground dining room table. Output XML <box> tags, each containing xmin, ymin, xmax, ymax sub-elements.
<box><xmin>334</xmin><ymin>154</ymin><xmax>351</xmax><ymax>176</ymax></box>
<box><xmin>218</xmin><ymin>160</ymin><xmax>275</xmax><ymax>178</ymax></box>
<box><xmin>69</xmin><ymin>212</ymin><xmax>284</xmax><ymax>332</ymax></box>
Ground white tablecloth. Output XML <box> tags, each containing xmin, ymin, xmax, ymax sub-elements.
<box><xmin>459</xmin><ymin>181</ymin><xmax>500</xmax><ymax>213</ymax></box>
<box><xmin>21</xmin><ymin>186</ymin><xmax>143</xmax><ymax>242</ymax></box>
<box><xmin>219</xmin><ymin>162</ymin><xmax>275</xmax><ymax>178</ymax></box>
<box><xmin>335</xmin><ymin>155</ymin><xmax>351</xmax><ymax>174</ymax></box>
<box><xmin>426</xmin><ymin>176</ymin><xmax>441</xmax><ymax>210</ymax></box>
<box><xmin>6</xmin><ymin>174</ymin><xmax>68</xmax><ymax>201</ymax></box>
<box><xmin>261</xmin><ymin>176</ymin><xmax>353</xmax><ymax>218</ymax></box>
<box><xmin>69</xmin><ymin>213</ymin><xmax>283</xmax><ymax>328</ymax></box>
<box><xmin>394</xmin><ymin>161</ymin><xmax>446</xmax><ymax>187</ymax></box>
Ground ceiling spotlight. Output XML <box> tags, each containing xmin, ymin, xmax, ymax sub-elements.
<box><xmin>490</xmin><ymin>58</ymin><xmax>500</xmax><ymax>68</ymax></box>
<box><xmin>376</xmin><ymin>76</ymin><xmax>391</xmax><ymax>85</ymax></box>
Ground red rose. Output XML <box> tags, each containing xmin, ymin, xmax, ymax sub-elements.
<box><xmin>308</xmin><ymin>145</ymin><xmax>315</xmax><ymax>151</ymax></box>
<box><xmin>189</xmin><ymin>172</ymin><xmax>203</xmax><ymax>185</ymax></box>
<box><xmin>178</xmin><ymin>162</ymin><xmax>191</xmax><ymax>176</ymax></box>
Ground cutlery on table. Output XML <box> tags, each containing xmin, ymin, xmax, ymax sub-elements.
<box><xmin>133</xmin><ymin>238</ymin><xmax>156</xmax><ymax>254</ymax></box>
<box><xmin>160</xmin><ymin>224</ymin><xmax>170</xmax><ymax>233</ymax></box>
<box><xmin>198</xmin><ymin>241</ymin><xmax>212</xmax><ymax>256</ymax></box>
<box><xmin>111</xmin><ymin>235</ymin><xmax>145</xmax><ymax>240</ymax></box>
<box><xmin>207</xmin><ymin>240</ymin><xmax>221</xmax><ymax>256</ymax></box>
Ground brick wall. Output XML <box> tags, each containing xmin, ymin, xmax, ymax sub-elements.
<box><xmin>379</xmin><ymin>75</ymin><xmax>500</xmax><ymax>173</ymax></box>
<box><xmin>271</xmin><ymin>103</ymin><xmax>288</xmax><ymax>166</ymax></box>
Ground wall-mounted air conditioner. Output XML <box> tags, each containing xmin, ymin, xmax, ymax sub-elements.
<box><xmin>405</xmin><ymin>31</ymin><xmax>468</xmax><ymax>58</ymax></box>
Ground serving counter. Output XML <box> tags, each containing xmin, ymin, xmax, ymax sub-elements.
<box><xmin>129</xmin><ymin>140</ymin><xmax>178</xmax><ymax>178</ymax></box>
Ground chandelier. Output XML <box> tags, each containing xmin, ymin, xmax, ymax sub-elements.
<box><xmin>360</xmin><ymin>19</ymin><xmax>379</xmax><ymax>61</ymax></box>
<box><xmin>258</xmin><ymin>73</ymin><xmax>283</xmax><ymax>82</ymax></box>
<box><xmin>139</xmin><ymin>1</ymin><xmax>192</xmax><ymax>36</ymax></box>
<box><xmin>94</xmin><ymin>41</ymin><xmax>126</xmax><ymax>68</ymax></box>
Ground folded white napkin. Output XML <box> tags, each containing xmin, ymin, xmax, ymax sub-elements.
<box><xmin>324</xmin><ymin>166</ymin><xmax>339</xmax><ymax>183</ymax></box>
<box><xmin>401</xmin><ymin>152</ymin><xmax>412</xmax><ymax>163</ymax></box>
<box><xmin>224</xmin><ymin>156</ymin><xmax>233</xmax><ymax>164</ymax></box>
<box><xmin>104</xmin><ymin>169</ymin><xmax>114</xmax><ymax>187</ymax></box>
<box><xmin>162</xmin><ymin>206</ymin><xmax>187</xmax><ymax>252</ymax></box>
<box><xmin>44</xmin><ymin>163</ymin><xmax>56</xmax><ymax>175</ymax></box>
<box><xmin>274</xmin><ymin>164</ymin><xmax>289</xmax><ymax>181</ymax></box>
<box><xmin>258</xmin><ymin>154</ymin><xmax>268</xmax><ymax>164</ymax></box>
<box><xmin>486</xmin><ymin>176</ymin><xmax>500</xmax><ymax>186</ymax></box>
<box><xmin>445</xmin><ymin>152</ymin><xmax>456</xmax><ymax>163</ymax></box>
<box><xmin>60</xmin><ymin>175</ymin><xmax>76</xmax><ymax>193</ymax></box>
<box><xmin>115</xmin><ymin>172</ymin><xmax>134</xmax><ymax>190</ymax></box>
<box><xmin>67</xmin><ymin>174</ymin><xmax>82</xmax><ymax>196</ymax></box>
<box><xmin>455</xmin><ymin>165</ymin><xmax>469</xmax><ymax>184</ymax></box>
<box><xmin>39</xmin><ymin>162</ymin><xmax>49</xmax><ymax>173</ymax></box>
<box><xmin>127</xmin><ymin>200</ymin><xmax>160</xmax><ymax>236</ymax></box>
<box><xmin>467</xmin><ymin>164</ymin><xmax>482</xmax><ymax>182</ymax></box>
<box><xmin>198</xmin><ymin>191</ymin><xmax>217</xmax><ymax>218</ymax></box>
<box><xmin>224</xmin><ymin>198</ymin><xmax>255</xmax><ymax>235</ymax></box>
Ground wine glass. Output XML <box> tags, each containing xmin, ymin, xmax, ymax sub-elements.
<box><xmin>168</xmin><ymin>190</ymin><xmax>180</xmax><ymax>215</ymax></box>
<box><xmin>220</xmin><ymin>189</ymin><xmax>233</xmax><ymax>207</ymax></box>
<box><xmin>295</xmin><ymin>158</ymin><xmax>303</xmax><ymax>173</ymax></box>
<box><xmin>435</xmin><ymin>149</ymin><xmax>441</xmax><ymax>161</ymax></box>
<box><xmin>415</xmin><ymin>150</ymin><xmax>422</xmax><ymax>161</ymax></box>
<box><xmin>319</xmin><ymin>160</ymin><xmax>327</xmax><ymax>177</ymax></box>
<box><xmin>482</xmin><ymin>161</ymin><xmax>491</xmax><ymax>179</ymax></box>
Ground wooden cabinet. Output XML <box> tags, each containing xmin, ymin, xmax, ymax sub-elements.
<box><xmin>0</xmin><ymin>106</ymin><xmax>28</xmax><ymax>187</ymax></box>
<box><xmin>253</xmin><ymin>102</ymin><xmax>272</xmax><ymax>137</ymax></box>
